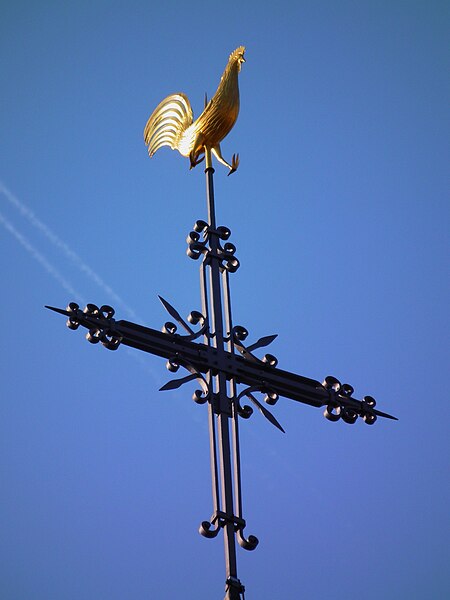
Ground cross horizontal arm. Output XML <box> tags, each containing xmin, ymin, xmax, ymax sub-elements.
<box><xmin>46</xmin><ymin>303</ymin><xmax>397</xmax><ymax>423</ymax></box>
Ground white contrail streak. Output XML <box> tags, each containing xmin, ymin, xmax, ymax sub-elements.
<box><xmin>0</xmin><ymin>180</ymin><xmax>140</xmax><ymax>321</ymax></box>
<box><xmin>0</xmin><ymin>183</ymin><xmax>160</xmax><ymax>384</ymax></box>
<box><xmin>1</xmin><ymin>208</ymin><xmax>159</xmax><ymax>382</ymax></box>
<box><xmin>0</xmin><ymin>210</ymin><xmax>86</xmax><ymax>304</ymax></box>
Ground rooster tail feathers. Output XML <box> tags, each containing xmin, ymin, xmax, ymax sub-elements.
<box><xmin>143</xmin><ymin>93</ymin><xmax>193</xmax><ymax>157</ymax></box>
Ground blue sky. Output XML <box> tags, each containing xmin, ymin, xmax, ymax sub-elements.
<box><xmin>1</xmin><ymin>1</ymin><xmax>449</xmax><ymax>599</ymax></box>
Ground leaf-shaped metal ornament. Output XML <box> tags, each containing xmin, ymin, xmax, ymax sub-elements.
<box><xmin>158</xmin><ymin>295</ymin><xmax>193</xmax><ymax>334</ymax></box>
<box><xmin>159</xmin><ymin>373</ymin><xmax>197</xmax><ymax>391</ymax></box>
<box><xmin>246</xmin><ymin>334</ymin><xmax>278</xmax><ymax>352</ymax></box>
<box><xmin>246</xmin><ymin>392</ymin><xmax>285</xmax><ymax>433</ymax></box>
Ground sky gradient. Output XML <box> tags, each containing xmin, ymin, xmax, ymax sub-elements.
<box><xmin>1</xmin><ymin>2</ymin><xmax>449</xmax><ymax>599</ymax></box>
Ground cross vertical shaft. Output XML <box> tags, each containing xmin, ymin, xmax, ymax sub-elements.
<box><xmin>203</xmin><ymin>148</ymin><xmax>242</xmax><ymax>599</ymax></box>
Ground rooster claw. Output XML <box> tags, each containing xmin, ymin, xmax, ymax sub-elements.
<box><xmin>189</xmin><ymin>153</ymin><xmax>205</xmax><ymax>170</ymax></box>
<box><xmin>227</xmin><ymin>153</ymin><xmax>240</xmax><ymax>176</ymax></box>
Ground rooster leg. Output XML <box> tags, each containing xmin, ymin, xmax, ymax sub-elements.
<box><xmin>189</xmin><ymin>133</ymin><xmax>206</xmax><ymax>169</ymax></box>
<box><xmin>189</xmin><ymin>152</ymin><xmax>205</xmax><ymax>169</ymax></box>
<box><xmin>211</xmin><ymin>145</ymin><xmax>239</xmax><ymax>175</ymax></box>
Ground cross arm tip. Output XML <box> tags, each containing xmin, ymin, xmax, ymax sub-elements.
<box><xmin>45</xmin><ymin>305</ymin><xmax>70</xmax><ymax>316</ymax></box>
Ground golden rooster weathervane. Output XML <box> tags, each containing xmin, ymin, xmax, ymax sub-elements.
<box><xmin>144</xmin><ymin>46</ymin><xmax>245</xmax><ymax>175</ymax></box>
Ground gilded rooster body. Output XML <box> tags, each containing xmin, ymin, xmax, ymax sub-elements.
<box><xmin>144</xmin><ymin>47</ymin><xmax>245</xmax><ymax>174</ymax></box>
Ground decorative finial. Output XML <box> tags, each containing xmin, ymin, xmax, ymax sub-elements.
<box><xmin>144</xmin><ymin>47</ymin><xmax>246</xmax><ymax>175</ymax></box>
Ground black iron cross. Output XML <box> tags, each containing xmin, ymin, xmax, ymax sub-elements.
<box><xmin>46</xmin><ymin>159</ymin><xmax>397</xmax><ymax>600</ymax></box>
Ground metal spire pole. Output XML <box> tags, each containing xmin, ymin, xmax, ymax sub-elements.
<box><xmin>202</xmin><ymin>147</ymin><xmax>247</xmax><ymax>599</ymax></box>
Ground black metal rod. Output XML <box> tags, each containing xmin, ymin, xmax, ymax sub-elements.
<box><xmin>223</xmin><ymin>269</ymin><xmax>244</xmax><ymax>525</ymax></box>
<box><xmin>200</xmin><ymin>259</ymin><xmax>221</xmax><ymax>517</ymax></box>
<box><xmin>204</xmin><ymin>153</ymin><xmax>242</xmax><ymax>598</ymax></box>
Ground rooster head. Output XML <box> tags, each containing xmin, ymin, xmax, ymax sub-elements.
<box><xmin>229</xmin><ymin>46</ymin><xmax>246</xmax><ymax>71</ymax></box>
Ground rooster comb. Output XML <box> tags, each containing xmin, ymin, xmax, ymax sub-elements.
<box><xmin>229</xmin><ymin>46</ymin><xmax>246</xmax><ymax>62</ymax></box>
